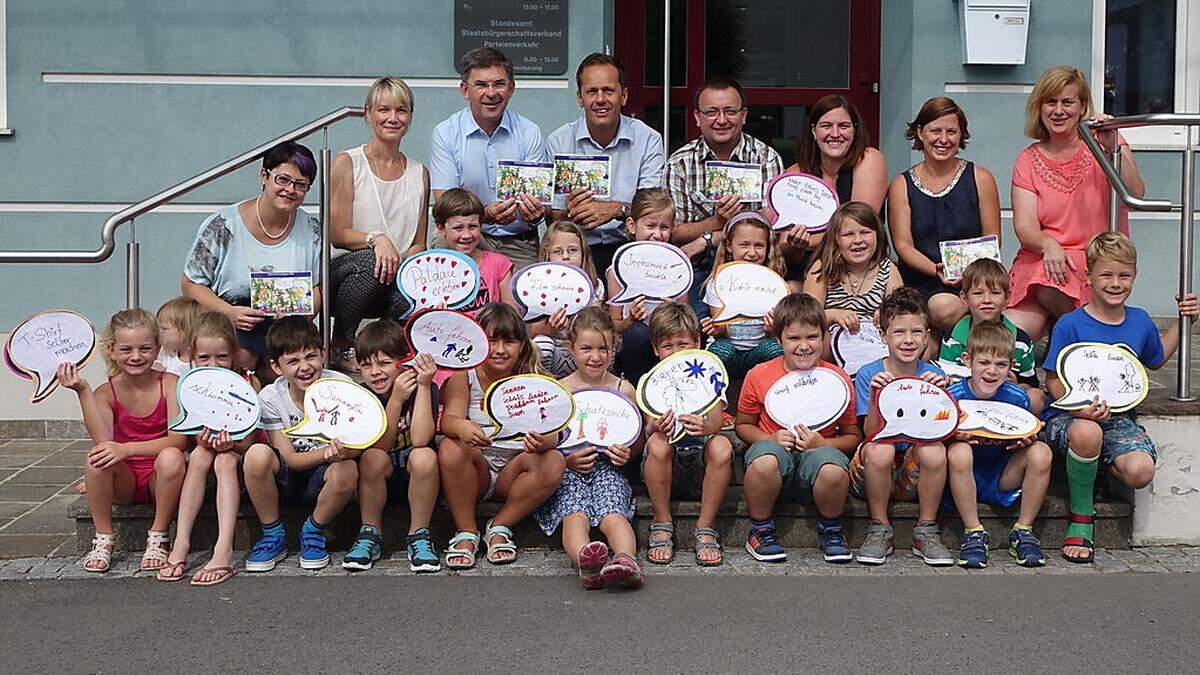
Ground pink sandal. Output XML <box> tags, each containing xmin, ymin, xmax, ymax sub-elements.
<box><xmin>578</xmin><ymin>541</ymin><xmax>611</xmax><ymax>590</ymax></box>
<box><xmin>600</xmin><ymin>552</ymin><xmax>644</xmax><ymax>590</ymax></box>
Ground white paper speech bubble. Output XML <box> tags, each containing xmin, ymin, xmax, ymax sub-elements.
<box><xmin>484</xmin><ymin>374</ymin><xmax>576</xmax><ymax>442</ymax></box>
<box><xmin>764</xmin><ymin>366</ymin><xmax>851</xmax><ymax>432</ymax></box>
<box><xmin>404</xmin><ymin>309</ymin><xmax>489</xmax><ymax>370</ymax></box>
<box><xmin>395</xmin><ymin>249</ymin><xmax>480</xmax><ymax>318</ymax></box>
<box><xmin>637</xmin><ymin>349</ymin><xmax>729</xmax><ymax>442</ymax></box>
<box><xmin>869</xmin><ymin>377</ymin><xmax>959</xmax><ymax>444</ymax></box>
<box><xmin>1052</xmin><ymin>342</ymin><xmax>1148</xmax><ymax>413</ymax></box>
<box><xmin>765</xmin><ymin>171</ymin><xmax>839</xmax><ymax>232</ymax></box>
<box><xmin>5</xmin><ymin>310</ymin><xmax>96</xmax><ymax>403</ymax></box>
<box><xmin>709</xmin><ymin>262</ymin><xmax>789</xmax><ymax>324</ymax></box>
<box><xmin>559</xmin><ymin>387</ymin><xmax>642</xmax><ymax>452</ymax></box>
<box><xmin>511</xmin><ymin>262</ymin><xmax>595</xmax><ymax>321</ymax></box>
<box><xmin>607</xmin><ymin>241</ymin><xmax>692</xmax><ymax>305</ymax></box>
<box><xmin>284</xmin><ymin>378</ymin><xmax>388</xmax><ymax>449</ymax></box>
<box><xmin>830</xmin><ymin>321</ymin><xmax>889</xmax><ymax>377</ymax></box>
<box><xmin>957</xmin><ymin>399</ymin><xmax>1042</xmax><ymax>440</ymax></box>
<box><xmin>170</xmin><ymin>367</ymin><xmax>261</xmax><ymax>439</ymax></box>
<box><xmin>936</xmin><ymin>359</ymin><xmax>973</xmax><ymax>381</ymax></box>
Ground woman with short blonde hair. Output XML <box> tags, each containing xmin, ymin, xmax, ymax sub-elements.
<box><xmin>327</xmin><ymin>76</ymin><xmax>430</xmax><ymax>370</ymax></box>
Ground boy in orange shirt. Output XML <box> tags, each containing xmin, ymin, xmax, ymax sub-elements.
<box><xmin>736</xmin><ymin>293</ymin><xmax>861</xmax><ymax>563</ymax></box>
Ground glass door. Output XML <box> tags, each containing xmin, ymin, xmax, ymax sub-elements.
<box><xmin>615</xmin><ymin>0</ymin><xmax>881</xmax><ymax>166</ymax></box>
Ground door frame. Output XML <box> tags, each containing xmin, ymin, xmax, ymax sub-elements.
<box><xmin>614</xmin><ymin>0</ymin><xmax>881</xmax><ymax>147</ymax></box>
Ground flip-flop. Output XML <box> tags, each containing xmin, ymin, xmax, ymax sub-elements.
<box><xmin>190</xmin><ymin>566</ymin><xmax>237</xmax><ymax>587</ymax></box>
<box><xmin>155</xmin><ymin>560</ymin><xmax>191</xmax><ymax>582</ymax></box>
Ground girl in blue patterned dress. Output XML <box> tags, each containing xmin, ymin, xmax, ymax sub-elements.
<box><xmin>534</xmin><ymin>307</ymin><xmax>644</xmax><ymax>590</ymax></box>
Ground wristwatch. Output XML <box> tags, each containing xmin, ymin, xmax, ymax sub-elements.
<box><xmin>701</xmin><ymin>230</ymin><xmax>714</xmax><ymax>251</ymax></box>
<box><xmin>365</xmin><ymin>230</ymin><xmax>386</xmax><ymax>248</ymax></box>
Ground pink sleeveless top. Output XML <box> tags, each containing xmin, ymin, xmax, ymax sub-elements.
<box><xmin>109</xmin><ymin>373</ymin><xmax>167</xmax><ymax>471</ymax></box>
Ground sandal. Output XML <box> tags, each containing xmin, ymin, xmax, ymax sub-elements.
<box><xmin>331</xmin><ymin>347</ymin><xmax>360</xmax><ymax>373</ymax></box>
<box><xmin>646</xmin><ymin>522</ymin><xmax>675</xmax><ymax>565</ymax></box>
<box><xmin>600</xmin><ymin>552</ymin><xmax>644</xmax><ymax>590</ymax></box>
<box><xmin>156</xmin><ymin>559</ymin><xmax>190</xmax><ymax>582</ymax></box>
<box><xmin>578</xmin><ymin>541</ymin><xmax>611</xmax><ymax>590</ymax></box>
<box><xmin>693</xmin><ymin>526</ymin><xmax>724</xmax><ymax>567</ymax></box>
<box><xmin>191</xmin><ymin>565</ymin><xmax>237</xmax><ymax>587</ymax></box>
<box><xmin>81</xmin><ymin>533</ymin><xmax>115</xmax><ymax>573</ymax></box>
<box><xmin>484</xmin><ymin>520</ymin><xmax>517</xmax><ymax>565</ymax></box>
<box><xmin>444</xmin><ymin>531</ymin><xmax>481</xmax><ymax>570</ymax></box>
<box><xmin>1061</xmin><ymin>512</ymin><xmax>1095</xmax><ymax>564</ymax></box>
<box><xmin>140</xmin><ymin>530</ymin><xmax>171</xmax><ymax>571</ymax></box>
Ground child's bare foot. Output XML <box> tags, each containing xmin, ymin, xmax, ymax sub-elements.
<box><xmin>74</xmin><ymin>479</ymin><xmax>87</xmax><ymax>495</ymax></box>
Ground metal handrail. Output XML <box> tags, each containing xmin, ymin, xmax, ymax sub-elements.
<box><xmin>0</xmin><ymin>106</ymin><xmax>363</xmax><ymax>265</ymax></box>
<box><xmin>1080</xmin><ymin>114</ymin><xmax>1196</xmax><ymax>402</ymax></box>
<box><xmin>0</xmin><ymin>106</ymin><xmax>366</xmax><ymax>361</ymax></box>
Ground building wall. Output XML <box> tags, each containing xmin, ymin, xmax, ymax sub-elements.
<box><xmin>0</xmin><ymin>0</ymin><xmax>608</xmax><ymax>327</ymax></box>
<box><xmin>881</xmin><ymin>0</ymin><xmax>1198</xmax><ymax>316</ymax></box>
<box><xmin>1</xmin><ymin>0</ymin><xmax>1194</xmax><ymax>330</ymax></box>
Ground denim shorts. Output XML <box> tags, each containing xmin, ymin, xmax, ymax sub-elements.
<box><xmin>642</xmin><ymin>434</ymin><xmax>713</xmax><ymax>501</ymax></box>
<box><xmin>275</xmin><ymin>457</ymin><xmax>329</xmax><ymax>505</ymax></box>
<box><xmin>385</xmin><ymin>448</ymin><xmax>412</xmax><ymax>506</ymax></box>
<box><xmin>1040</xmin><ymin>412</ymin><xmax>1157</xmax><ymax>464</ymax></box>
<box><xmin>743</xmin><ymin>440</ymin><xmax>849</xmax><ymax>503</ymax></box>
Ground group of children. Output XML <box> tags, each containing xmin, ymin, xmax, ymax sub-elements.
<box><xmin>60</xmin><ymin>184</ymin><xmax>1196</xmax><ymax>589</ymax></box>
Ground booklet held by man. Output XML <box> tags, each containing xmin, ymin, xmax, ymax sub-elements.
<box><xmin>703</xmin><ymin>161</ymin><xmax>762</xmax><ymax>203</ymax></box>
<box><xmin>553</xmin><ymin>154</ymin><xmax>611</xmax><ymax>198</ymax></box>
<box><xmin>497</xmin><ymin>160</ymin><xmax>554</xmax><ymax>204</ymax></box>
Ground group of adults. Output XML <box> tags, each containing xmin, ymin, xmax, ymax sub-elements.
<box><xmin>180</xmin><ymin>46</ymin><xmax>1141</xmax><ymax>372</ymax></box>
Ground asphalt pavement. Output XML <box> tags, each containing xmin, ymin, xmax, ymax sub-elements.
<box><xmin>3</xmin><ymin>573</ymin><xmax>1198</xmax><ymax>673</ymax></box>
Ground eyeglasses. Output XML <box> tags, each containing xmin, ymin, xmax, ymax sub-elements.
<box><xmin>548</xmin><ymin>246</ymin><xmax>582</xmax><ymax>258</ymax></box>
<box><xmin>698</xmin><ymin>107</ymin><xmax>745</xmax><ymax>121</ymax></box>
<box><xmin>267</xmin><ymin>171</ymin><xmax>312</xmax><ymax>192</ymax></box>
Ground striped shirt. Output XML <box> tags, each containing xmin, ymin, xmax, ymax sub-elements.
<box><xmin>663</xmin><ymin>133</ymin><xmax>783</xmax><ymax>224</ymax></box>
<box><xmin>825</xmin><ymin>258</ymin><xmax>895</xmax><ymax>319</ymax></box>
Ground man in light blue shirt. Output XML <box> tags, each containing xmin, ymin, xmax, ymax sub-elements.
<box><xmin>547</xmin><ymin>53</ymin><xmax>664</xmax><ymax>275</ymax></box>
<box><xmin>429</xmin><ymin>47</ymin><xmax>548</xmax><ymax>269</ymax></box>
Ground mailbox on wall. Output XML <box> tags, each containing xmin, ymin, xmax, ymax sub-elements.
<box><xmin>958</xmin><ymin>0</ymin><xmax>1030</xmax><ymax>65</ymax></box>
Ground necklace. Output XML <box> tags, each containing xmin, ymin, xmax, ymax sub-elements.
<box><xmin>846</xmin><ymin>266</ymin><xmax>872</xmax><ymax>295</ymax></box>
<box><xmin>255</xmin><ymin>196</ymin><xmax>293</xmax><ymax>241</ymax></box>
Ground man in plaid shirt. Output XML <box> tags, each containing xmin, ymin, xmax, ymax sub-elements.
<box><xmin>663</xmin><ymin>76</ymin><xmax>783</xmax><ymax>317</ymax></box>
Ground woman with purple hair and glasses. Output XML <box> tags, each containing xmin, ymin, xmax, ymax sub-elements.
<box><xmin>182</xmin><ymin>141</ymin><xmax>323</xmax><ymax>378</ymax></box>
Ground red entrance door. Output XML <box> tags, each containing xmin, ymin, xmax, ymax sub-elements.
<box><xmin>614</xmin><ymin>0</ymin><xmax>881</xmax><ymax>166</ymax></box>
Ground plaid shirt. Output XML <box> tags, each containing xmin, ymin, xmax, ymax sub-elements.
<box><xmin>663</xmin><ymin>132</ymin><xmax>783</xmax><ymax>224</ymax></box>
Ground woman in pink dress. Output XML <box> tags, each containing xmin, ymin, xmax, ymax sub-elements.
<box><xmin>1006</xmin><ymin>66</ymin><xmax>1145</xmax><ymax>341</ymax></box>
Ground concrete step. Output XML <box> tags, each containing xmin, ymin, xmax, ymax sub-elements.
<box><xmin>68</xmin><ymin>484</ymin><xmax>1131</xmax><ymax>556</ymax></box>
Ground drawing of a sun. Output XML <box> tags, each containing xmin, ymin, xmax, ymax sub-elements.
<box><xmin>683</xmin><ymin>359</ymin><xmax>707</xmax><ymax>379</ymax></box>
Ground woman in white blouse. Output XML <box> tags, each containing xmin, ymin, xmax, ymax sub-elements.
<box><xmin>328</xmin><ymin>77</ymin><xmax>430</xmax><ymax>369</ymax></box>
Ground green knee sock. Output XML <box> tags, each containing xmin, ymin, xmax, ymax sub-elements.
<box><xmin>1065</xmin><ymin>449</ymin><xmax>1098</xmax><ymax>541</ymax></box>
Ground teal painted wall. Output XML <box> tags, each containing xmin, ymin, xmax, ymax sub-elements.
<box><xmin>880</xmin><ymin>0</ymin><xmax>1197</xmax><ymax>316</ymax></box>
<box><xmin>0</xmin><ymin>0</ymin><xmax>606</xmax><ymax>327</ymax></box>
<box><xmin>1</xmin><ymin>0</ymin><xmax>1193</xmax><ymax>330</ymax></box>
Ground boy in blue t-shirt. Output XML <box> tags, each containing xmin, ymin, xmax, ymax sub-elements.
<box><xmin>946</xmin><ymin>321</ymin><xmax>1052</xmax><ymax>569</ymax></box>
<box><xmin>1042</xmin><ymin>232</ymin><xmax>1199</xmax><ymax>564</ymax></box>
<box><xmin>851</xmin><ymin>288</ymin><xmax>952</xmax><ymax>566</ymax></box>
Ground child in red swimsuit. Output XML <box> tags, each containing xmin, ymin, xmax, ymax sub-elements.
<box><xmin>58</xmin><ymin>308</ymin><xmax>186</xmax><ymax>573</ymax></box>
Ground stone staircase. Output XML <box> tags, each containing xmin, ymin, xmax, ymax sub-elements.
<box><xmin>68</xmin><ymin>481</ymin><xmax>1131</xmax><ymax>556</ymax></box>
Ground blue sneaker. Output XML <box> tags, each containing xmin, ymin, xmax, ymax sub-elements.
<box><xmin>817</xmin><ymin>520</ymin><xmax>854</xmax><ymax>563</ymax></box>
<box><xmin>1009</xmin><ymin>527</ymin><xmax>1046</xmax><ymax>567</ymax></box>
<box><xmin>957</xmin><ymin>529</ymin><xmax>990</xmax><ymax>569</ymax></box>
<box><xmin>299</xmin><ymin>518</ymin><xmax>330</xmax><ymax>570</ymax></box>
<box><xmin>244</xmin><ymin>525</ymin><xmax>287</xmax><ymax>572</ymax></box>
<box><xmin>341</xmin><ymin>526</ymin><xmax>383</xmax><ymax>571</ymax></box>
<box><xmin>407</xmin><ymin>528</ymin><xmax>442</xmax><ymax>573</ymax></box>
<box><xmin>745</xmin><ymin>524</ymin><xmax>787</xmax><ymax>562</ymax></box>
